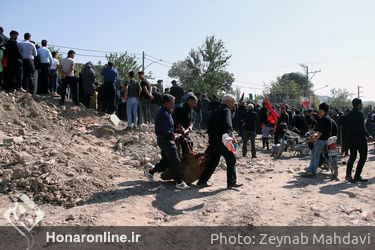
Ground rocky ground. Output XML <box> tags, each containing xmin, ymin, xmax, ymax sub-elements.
<box><xmin>0</xmin><ymin>92</ymin><xmax>374</xmax><ymax>226</ymax></box>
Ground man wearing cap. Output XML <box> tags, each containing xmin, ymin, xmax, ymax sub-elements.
<box><xmin>60</xmin><ymin>50</ymin><xmax>79</xmax><ymax>105</ymax></box>
<box><xmin>240</xmin><ymin>103</ymin><xmax>257</xmax><ymax>158</ymax></box>
<box><xmin>19</xmin><ymin>33</ymin><xmax>37</xmax><ymax>93</ymax></box>
<box><xmin>100</xmin><ymin>62</ymin><xmax>118</xmax><ymax>114</ymax></box>
<box><xmin>4</xmin><ymin>30</ymin><xmax>23</xmax><ymax>92</ymax></box>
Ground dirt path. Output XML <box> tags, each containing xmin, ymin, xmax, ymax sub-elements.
<box><xmin>2</xmin><ymin>147</ymin><xmax>373</xmax><ymax>227</ymax></box>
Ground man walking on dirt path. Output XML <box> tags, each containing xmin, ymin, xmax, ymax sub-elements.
<box><xmin>197</xmin><ymin>94</ymin><xmax>243</xmax><ymax>189</ymax></box>
<box><xmin>144</xmin><ymin>94</ymin><xmax>190</xmax><ymax>190</ymax></box>
<box><xmin>344</xmin><ymin>98</ymin><xmax>373</xmax><ymax>183</ymax></box>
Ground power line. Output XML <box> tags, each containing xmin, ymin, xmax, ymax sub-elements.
<box><xmin>144</xmin><ymin>57</ymin><xmax>171</xmax><ymax>68</ymax></box>
<box><xmin>145</xmin><ymin>54</ymin><xmax>173</xmax><ymax>65</ymax></box>
<box><xmin>48</xmin><ymin>43</ymin><xmax>141</xmax><ymax>56</ymax></box>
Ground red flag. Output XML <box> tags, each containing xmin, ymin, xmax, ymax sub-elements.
<box><xmin>264</xmin><ymin>96</ymin><xmax>279</xmax><ymax>124</ymax></box>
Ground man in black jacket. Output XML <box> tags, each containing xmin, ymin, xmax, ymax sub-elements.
<box><xmin>293</xmin><ymin>109</ymin><xmax>308</xmax><ymax>135</ymax></box>
<box><xmin>344</xmin><ymin>98</ymin><xmax>373</xmax><ymax>183</ymax></box>
<box><xmin>240</xmin><ymin>103</ymin><xmax>257</xmax><ymax>158</ymax></box>
<box><xmin>197</xmin><ymin>94</ymin><xmax>243</xmax><ymax>189</ymax></box>
<box><xmin>169</xmin><ymin>80</ymin><xmax>184</xmax><ymax>108</ymax></box>
<box><xmin>4</xmin><ymin>30</ymin><xmax>23</xmax><ymax>92</ymax></box>
<box><xmin>172</xmin><ymin>95</ymin><xmax>197</xmax><ymax>143</ymax></box>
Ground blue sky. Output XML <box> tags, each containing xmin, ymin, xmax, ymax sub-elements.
<box><xmin>2</xmin><ymin>0</ymin><xmax>375</xmax><ymax>101</ymax></box>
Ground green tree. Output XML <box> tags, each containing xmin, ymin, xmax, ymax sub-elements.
<box><xmin>264</xmin><ymin>72</ymin><xmax>316</xmax><ymax>106</ymax></box>
<box><xmin>326</xmin><ymin>88</ymin><xmax>353</xmax><ymax>107</ymax></box>
<box><xmin>168</xmin><ymin>36</ymin><xmax>234</xmax><ymax>95</ymax></box>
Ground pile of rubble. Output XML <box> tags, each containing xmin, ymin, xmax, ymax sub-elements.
<box><xmin>0</xmin><ymin>93</ymin><xmax>142</xmax><ymax>207</ymax></box>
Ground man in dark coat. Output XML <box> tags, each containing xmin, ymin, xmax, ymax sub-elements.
<box><xmin>197</xmin><ymin>94</ymin><xmax>243</xmax><ymax>189</ymax></box>
<box><xmin>344</xmin><ymin>98</ymin><xmax>373</xmax><ymax>183</ymax></box>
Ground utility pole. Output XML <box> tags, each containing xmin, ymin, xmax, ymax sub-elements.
<box><xmin>142</xmin><ymin>51</ymin><xmax>145</xmax><ymax>72</ymax></box>
<box><xmin>300</xmin><ymin>64</ymin><xmax>321</xmax><ymax>95</ymax></box>
<box><xmin>358</xmin><ymin>85</ymin><xmax>363</xmax><ymax>99</ymax></box>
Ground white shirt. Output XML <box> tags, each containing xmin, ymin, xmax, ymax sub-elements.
<box><xmin>51</xmin><ymin>58</ymin><xmax>59</xmax><ymax>70</ymax></box>
<box><xmin>19</xmin><ymin>40</ymin><xmax>37</xmax><ymax>60</ymax></box>
<box><xmin>60</xmin><ymin>57</ymin><xmax>75</xmax><ymax>77</ymax></box>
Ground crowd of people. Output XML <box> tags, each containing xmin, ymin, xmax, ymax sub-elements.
<box><xmin>1</xmin><ymin>28</ymin><xmax>374</xmax><ymax>190</ymax></box>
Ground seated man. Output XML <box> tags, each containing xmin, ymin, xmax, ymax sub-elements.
<box><xmin>302</xmin><ymin>103</ymin><xmax>331</xmax><ymax>178</ymax></box>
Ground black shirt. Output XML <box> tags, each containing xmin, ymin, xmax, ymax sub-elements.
<box><xmin>169</xmin><ymin>85</ymin><xmax>184</xmax><ymax>104</ymax></box>
<box><xmin>201</xmin><ymin>98</ymin><xmax>210</xmax><ymax>113</ymax></box>
<box><xmin>286</xmin><ymin>110</ymin><xmax>293</xmax><ymax>125</ymax></box>
<box><xmin>5</xmin><ymin>38</ymin><xmax>22</xmax><ymax>63</ymax></box>
<box><xmin>124</xmin><ymin>79</ymin><xmax>140</xmax><ymax>98</ymax></box>
<box><xmin>240</xmin><ymin>110</ymin><xmax>257</xmax><ymax>131</ymax></box>
<box><xmin>278</xmin><ymin>112</ymin><xmax>289</xmax><ymax>126</ymax></box>
<box><xmin>207</xmin><ymin>104</ymin><xmax>233</xmax><ymax>144</ymax></box>
<box><xmin>293</xmin><ymin>115</ymin><xmax>308</xmax><ymax>134</ymax></box>
<box><xmin>140</xmin><ymin>79</ymin><xmax>151</xmax><ymax>100</ymax></box>
<box><xmin>172</xmin><ymin>102</ymin><xmax>195</xmax><ymax>130</ymax></box>
<box><xmin>208</xmin><ymin>99</ymin><xmax>221</xmax><ymax>112</ymax></box>
<box><xmin>344</xmin><ymin>108</ymin><xmax>370</xmax><ymax>144</ymax></box>
<box><xmin>316</xmin><ymin>115</ymin><xmax>332</xmax><ymax>141</ymax></box>
<box><xmin>260</xmin><ymin>107</ymin><xmax>268</xmax><ymax>124</ymax></box>
<box><xmin>151</xmin><ymin>91</ymin><xmax>161</xmax><ymax>105</ymax></box>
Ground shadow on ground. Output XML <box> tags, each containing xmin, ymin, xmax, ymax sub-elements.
<box><xmin>81</xmin><ymin>180</ymin><xmax>226</xmax><ymax>216</ymax></box>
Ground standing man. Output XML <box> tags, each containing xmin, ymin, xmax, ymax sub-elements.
<box><xmin>4</xmin><ymin>30</ymin><xmax>23</xmax><ymax>92</ymax></box>
<box><xmin>81</xmin><ymin>61</ymin><xmax>96</xmax><ymax>108</ymax></box>
<box><xmin>240</xmin><ymin>103</ymin><xmax>257</xmax><ymax>158</ymax></box>
<box><xmin>302</xmin><ymin>103</ymin><xmax>332</xmax><ymax>178</ymax></box>
<box><xmin>124</xmin><ymin>71</ymin><xmax>141</xmax><ymax>129</ymax></box>
<box><xmin>100</xmin><ymin>62</ymin><xmax>118</xmax><ymax>114</ymax></box>
<box><xmin>197</xmin><ymin>94</ymin><xmax>243</xmax><ymax>189</ymax></box>
<box><xmin>19</xmin><ymin>33</ymin><xmax>37</xmax><ymax>93</ymax></box>
<box><xmin>344</xmin><ymin>98</ymin><xmax>373</xmax><ymax>183</ymax></box>
<box><xmin>169</xmin><ymin>80</ymin><xmax>184</xmax><ymax>108</ymax></box>
<box><xmin>338</xmin><ymin>109</ymin><xmax>350</xmax><ymax>156</ymax></box>
<box><xmin>60</xmin><ymin>50</ymin><xmax>79</xmax><ymax>105</ymax></box>
<box><xmin>138</xmin><ymin>71</ymin><xmax>154</xmax><ymax>124</ymax></box>
<box><xmin>150</xmin><ymin>87</ymin><xmax>162</xmax><ymax>121</ymax></box>
<box><xmin>144</xmin><ymin>94</ymin><xmax>190</xmax><ymax>190</ymax></box>
<box><xmin>37</xmin><ymin>40</ymin><xmax>52</xmax><ymax>94</ymax></box>
<box><xmin>0</xmin><ymin>27</ymin><xmax>9</xmax><ymax>44</ymax></box>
